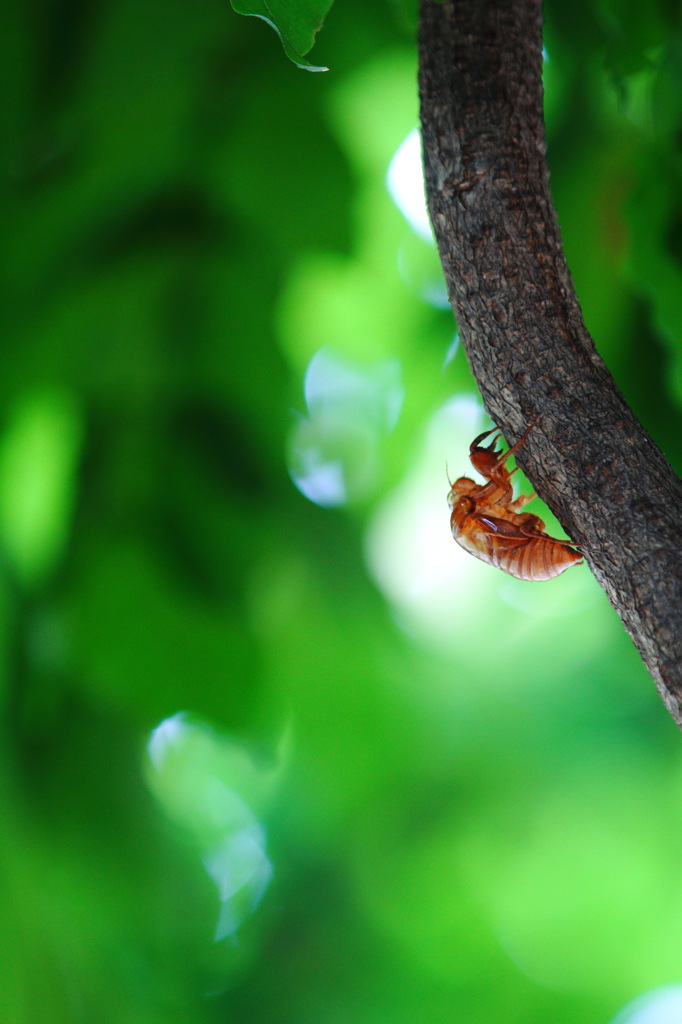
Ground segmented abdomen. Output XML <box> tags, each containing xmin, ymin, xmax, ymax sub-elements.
<box><xmin>453</xmin><ymin>523</ymin><xmax>582</xmax><ymax>582</ymax></box>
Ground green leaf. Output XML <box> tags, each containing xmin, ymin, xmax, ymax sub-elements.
<box><xmin>229</xmin><ymin>0</ymin><xmax>333</xmax><ymax>70</ymax></box>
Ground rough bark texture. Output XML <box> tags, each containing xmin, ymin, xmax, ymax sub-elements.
<box><xmin>418</xmin><ymin>0</ymin><xmax>682</xmax><ymax>724</ymax></box>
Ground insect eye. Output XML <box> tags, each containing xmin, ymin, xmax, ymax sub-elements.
<box><xmin>447</xmin><ymin>479</ymin><xmax>469</xmax><ymax>507</ymax></box>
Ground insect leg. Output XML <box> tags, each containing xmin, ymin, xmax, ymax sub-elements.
<box><xmin>468</xmin><ymin>429</ymin><xmax>506</xmax><ymax>482</ymax></box>
<box><xmin>469</xmin><ymin>427</ymin><xmax>502</xmax><ymax>452</ymax></box>
<box><xmin>507</xmin><ymin>490</ymin><xmax>537</xmax><ymax>512</ymax></box>
<box><xmin>494</xmin><ymin>421</ymin><xmax>534</xmax><ymax>470</ymax></box>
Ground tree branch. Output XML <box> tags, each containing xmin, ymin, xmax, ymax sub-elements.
<box><xmin>418</xmin><ymin>0</ymin><xmax>682</xmax><ymax>724</ymax></box>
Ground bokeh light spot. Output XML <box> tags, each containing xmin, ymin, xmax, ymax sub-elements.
<box><xmin>386</xmin><ymin>128</ymin><xmax>432</xmax><ymax>242</ymax></box>
<box><xmin>147</xmin><ymin>714</ymin><xmax>278</xmax><ymax>940</ymax></box>
<box><xmin>0</xmin><ymin>388</ymin><xmax>82</xmax><ymax>587</ymax></box>
<box><xmin>288</xmin><ymin>347</ymin><xmax>404</xmax><ymax>507</ymax></box>
<box><xmin>610</xmin><ymin>986</ymin><xmax>682</xmax><ymax>1024</ymax></box>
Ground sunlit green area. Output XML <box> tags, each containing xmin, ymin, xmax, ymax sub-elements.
<box><xmin>2</xmin><ymin>2</ymin><xmax>682</xmax><ymax>1022</ymax></box>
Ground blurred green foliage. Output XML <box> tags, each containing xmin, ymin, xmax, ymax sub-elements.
<box><xmin>1</xmin><ymin>1</ymin><xmax>682</xmax><ymax>1023</ymax></box>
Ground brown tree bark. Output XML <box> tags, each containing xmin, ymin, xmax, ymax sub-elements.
<box><xmin>418</xmin><ymin>0</ymin><xmax>682</xmax><ymax>725</ymax></box>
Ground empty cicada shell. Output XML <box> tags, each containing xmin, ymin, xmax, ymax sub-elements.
<box><xmin>448</xmin><ymin>425</ymin><xmax>583</xmax><ymax>581</ymax></box>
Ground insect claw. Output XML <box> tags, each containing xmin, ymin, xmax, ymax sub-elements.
<box><xmin>468</xmin><ymin>427</ymin><xmax>500</xmax><ymax>453</ymax></box>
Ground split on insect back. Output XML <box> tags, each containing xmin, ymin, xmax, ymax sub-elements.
<box><xmin>447</xmin><ymin>424</ymin><xmax>583</xmax><ymax>582</ymax></box>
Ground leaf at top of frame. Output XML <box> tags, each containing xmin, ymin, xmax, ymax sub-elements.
<box><xmin>229</xmin><ymin>0</ymin><xmax>333</xmax><ymax>71</ymax></box>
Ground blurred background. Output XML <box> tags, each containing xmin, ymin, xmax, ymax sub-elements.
<box><xmin>2</xmin><ymin>1</ymin><xmax>682</xmax><ymax>1022</ymax></box>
